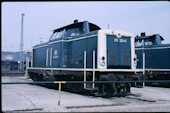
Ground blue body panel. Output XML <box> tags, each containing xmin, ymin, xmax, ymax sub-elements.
<box><xmin>33</xmin><ymin>31</ymin><xmax>98</xmax><ymax>69</ymax></box>
<box><xmin>49</xmin><ymin>42</ymin><xmax>62</xmax><ymax>68</ymax></box>
<box><xmin>67</xmin><ymin>36</ymin><xmax>97</xmax><ymax>68</ymax></box>
<box><xmin>33</xmin><ymin>46</ymin><xmax>47</xmax><ymax>67</ymax></box>
<box><xmin>136</xmin><ymin>44</ymin><xmax>170</xmax><ymax>69</ymax></box>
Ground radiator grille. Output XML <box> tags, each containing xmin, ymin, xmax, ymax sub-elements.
<box><xmin>123</xmin><ymin>54</ymin><xmax>130</xmax><ymax>64</ymax></box>
<box><xmin>108</xmin><ymin>54</ymin><xmax>116</xmax><ymax>64</ymax></box>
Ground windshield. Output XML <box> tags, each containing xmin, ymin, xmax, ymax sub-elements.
<box><xmin>49</xmin><ymin>30</ymin><xmax>65</xmax><ymax>41</ymax></box>
<box><xmin>49</xmin><ymin>27</ymin><xmax>82</xmax><ymax>41</ymax></box>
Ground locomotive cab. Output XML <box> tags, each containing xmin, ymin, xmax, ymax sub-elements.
<box><xmin>49</xmin><ymin>20</ymin><xmax>101</xmax><ymax>41</ymax></box>
<box><xmin>135</xmin><ymin>32</ymin><xmax>164</xmax><ymax>47</ymax></box>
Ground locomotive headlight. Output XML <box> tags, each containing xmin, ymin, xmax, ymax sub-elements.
<box><xmin>133</xmin><ymin>61</ymin><xmax>137</xmax><ymax>67</ymax></box>
<box><xmin>100</xmin><ymin>61</ymin><xmax>105</xmax><ymax>67</ymax></box>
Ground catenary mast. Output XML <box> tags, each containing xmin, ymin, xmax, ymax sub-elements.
<box><xmin>19</xmin><ymin>14</ymin><xmax>24</xmax><ymax>71</ymax></box>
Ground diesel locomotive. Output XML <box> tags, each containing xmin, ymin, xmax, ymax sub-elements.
<box><xmin>27</xmin><ymin>20</ymin><xmax>142</xmax><ymax>97</ymax></box>
<box><xmin>135</xmin><ymin>33</ymin><xmax>170</xmax><ymax>83</ymax></box>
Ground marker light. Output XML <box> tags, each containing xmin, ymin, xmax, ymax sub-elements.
<box><xmin>134</xmin><ymin>58</ymin><xmax>136</xmax><ymax>61</ymax></box>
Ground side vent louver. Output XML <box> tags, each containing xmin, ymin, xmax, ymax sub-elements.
<box><xmin>108</xmin><ymin>54</ymin><xmax>116</xmax><ymax>64</ymax></box>
<box><xmin>123</xmin><ymin>54</ymin><xmax>130</xmax><ymax>64</ymax></box>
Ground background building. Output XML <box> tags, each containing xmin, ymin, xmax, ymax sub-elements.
<box><xmin>1</xmin><ymin>50</ymin><xmax>32</xmax><ymax>73</ymax></box>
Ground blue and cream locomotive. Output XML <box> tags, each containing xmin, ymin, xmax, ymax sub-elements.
<box><xmin>28</xmin><ymin>20</ymin><xmax>139</xmax><ymax>97</ymax></box>
<box><xmin>135</xmin><ymin>33</ymin><xmax>170</xmax><ymax>83</ymax></box>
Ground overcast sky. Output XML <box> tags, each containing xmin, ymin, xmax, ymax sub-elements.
<box><xmin>2</xmin><ymin>1</ymin><xmax>170</xmax><ymax>52</ymax></box>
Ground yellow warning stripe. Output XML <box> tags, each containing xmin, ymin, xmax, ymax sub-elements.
<box><xmin>54</xmin><ymin>81</ymin><xmax>66</xmax><ymax>84</ymax></box>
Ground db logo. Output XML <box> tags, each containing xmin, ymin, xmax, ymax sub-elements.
<box><xmin>54</xmin><ymin>50</ymin><xmax>57</xmax><ymax>55</ymax></box>
<box><xmin>53</xmin><ymin>50</ymin><xmax>59</xmax><ymax>59</ymax></box>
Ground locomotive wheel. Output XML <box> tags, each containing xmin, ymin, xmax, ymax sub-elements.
<box><xmin>31</xmin><ymin>74</ymin><xmax>39</xmax><ymax>86</ymax></box>
<box><xmin>116</xmin><ymin>83</ymin><xmax>126</xmax><ymax>97</ymax></box>
<box><xmin>114</xmin><ymin>75</ymin><xmax>126</xmax><ymax>97</ymax></box>
<box><xmin>64</xmin><ymin>75</ymin><xmax>81</xmax><ymax>93</ymax></box>
<box><xmin>77</xmin><ymin>83</ymin><xmax>86</xmax><ymax>93</ymax></box>
<box><xmin>32</xmin><ymin>76</ymin><xmax>37</xmax><ymax>82</ymax></box>
<box><xmin>112</xmin><ymin>83</ymin><xmax>118</xmax><ymax>96</ymax></box>
<box><xmin>102</xmin><ymin>84</ymin><xmax>113</xmax><ymax>98</ymax></box>
<box><xmin>100</xmin><ymin>74</ymin><xmax>115</xmax><ymax>97</ymax></box>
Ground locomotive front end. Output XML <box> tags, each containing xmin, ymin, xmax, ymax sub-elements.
<box><xmin>97</xmin><ymin>30</ymin><xmax>136</xmax><ymax>70</ymax></box>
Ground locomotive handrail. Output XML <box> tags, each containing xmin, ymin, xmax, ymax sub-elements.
<box><xmin>84</xmin><ymin>51</ymin><xmax>87</xmax><ymax>89</ymax></box>
<box><xmin>92</xmin><ymin>51</ymin><xmax>95</xmax><ymax>88</ymax></box>
<box><xmin>143</xmin><ymin>53</ymin><xmax>145</xmax><ymax>87</ymax></box>
<box><xmin>143</xmin><ymin>53</ymin><xmax>145</xmax><ymax>75</ymax></box>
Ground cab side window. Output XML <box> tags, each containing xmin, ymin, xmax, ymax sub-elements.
<box><xmin>65</xmin><ymin>28</ymin><xmax>80</xmax><ymax>37</ymax></box>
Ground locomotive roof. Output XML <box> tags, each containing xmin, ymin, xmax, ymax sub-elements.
<box><xmin>53</xmin><ymin>21</ymin><xmax>101</xmax><ymax>32</ymax></box>
<box><xmin>135</xmin><ymin>34</ymin><xmax>164</xmax><ymax>41</ymax></box>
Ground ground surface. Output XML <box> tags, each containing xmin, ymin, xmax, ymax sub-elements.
<box><xmin>2</xmin><ymin>76</ymin><xmax>170</xmax><ymax>112</ymax></box>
